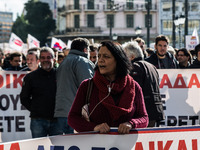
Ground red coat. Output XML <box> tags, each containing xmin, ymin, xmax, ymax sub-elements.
<box><xmin>68</xmin><ymin>71</ymin><xmax>148</xmax><ymax>132</ymax></box>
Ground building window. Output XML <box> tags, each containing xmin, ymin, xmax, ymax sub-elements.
<box><xmin>107</xmin><ymin>14</ymin><xmax>114</xmax><ymax>28</ymax></box>
<box><xmin>107</xmin><ymin>0</ymin><xmax>114</xmax><ymax>9</ymax></box>
<box><xmin>145</xmin><ymin>14</ymin><xmax>152</xmax><ymax>28</ymax></box>
<box><xmin>74</xmin><ymin>0</ymin><xmax>79</xmax><ymax>9</ymax></box>
<box><xmin>127</xmin><ymin>15</ymin><xmax>134</xmax><ymax>28</ymax></box>
<box><xmin>87</xmin><ymin>14</ymin><xmax>94</xmax><ymax>27</ymax></box>
<box><xmin>74</xmin><ymin>15</ymin><xmax>80</xmax><ymax>28</ymax></box>
<box><xmin>162</xmin><ymin>2</ymin><xmax>171</xmax><ymax>12</ymax></box>
<box><xmin>190</xmin><ymin>2</ymin><xmax>199</xmax><ymax>12</ymax></box>
<box><xmin>162</xmin><ymin>20</ymin><xmax>173</xmax><ymax>32</ymax></box>
<box><xmin>88</xmin><ymin>0</ymin><xmax>94</xmax><ymax>9</ymax></box>
<box><xmin>126</xmin><ymin>0</ymin><xmax>134</xmax><ymax>10</ymax></box>
<box><xmin>188</xmin><ymin>20</ymin><xmax>200</xmax><ymax>32</ymax></box>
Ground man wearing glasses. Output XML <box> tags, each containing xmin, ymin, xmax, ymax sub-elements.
<box><xmin>177</xmin><ymin>48</ymin><xmax>192</xmax><ymax>68</ymax></box>
<box><xmin>20</xmin><ymin>47</ymin><xmax>59</xmax><ymax>138</ymax></box>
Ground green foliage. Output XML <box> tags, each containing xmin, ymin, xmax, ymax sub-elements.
<box><xmin>12</xmin><ymin>0</ymin><xmax>56</xmax><ymax>46</ymax></box>
<box><xmin>12</xmin><ymin>15</ymin><xmax>28</xmax><ymax>42</ymax></box>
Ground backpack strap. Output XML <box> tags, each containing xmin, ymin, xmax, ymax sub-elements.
<box><xmin>85</xmin><ymin>78</ymin><xmax>93</xmax><ymax>104</ymax></box>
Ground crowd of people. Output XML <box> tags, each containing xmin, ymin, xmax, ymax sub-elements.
<box><xmin>0</xmin><ymin>35</ymin><xmax>200</xmax><ymax>138</ymax></box>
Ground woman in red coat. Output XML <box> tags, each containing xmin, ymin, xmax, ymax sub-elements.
<box><xmin>68</xmin><ymin>41</ymin><xmax>148</xmax><ymax>134</ymax></box>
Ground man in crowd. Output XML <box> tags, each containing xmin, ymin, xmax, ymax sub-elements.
<box><xmin>189</xmin><ymin>44</ymin><xmax>200</xmax><ymax>68</ymax></box>
<box><xmin>123</xmin><ymin>41</ymin><xmax>165</xmax><ymax>127</ymax></box>
<box><xmin>20</xmin><ymin>47</ymin><xmax>58</xmax><ymax>138</ymax></box>
<box><xmin>5</xmin><ymin>52</ymin><xmax>23</xmax><ymax>71</ymax></box>
<box><xmin>177</xmin><ymin>48</ymin><xmax>192</xmax><ymax>68</ymax></box>
<box><xmin>57</xmin><ymin>52</ymin><xmax>65</xmax><ymax>64</ymax></box>
<box><xmin>134</xmin><ymin>37</ymin><xmax>148</xmax><ymax>58</ymax></box>
<box><xmin>89</xmin><ymin>43</ymin><xmax>99</xmax><ymax>64</ymax></box>
<box><xmin>54</xmin><ymin>37</ymin><xmax>95</xmax><ymax>134</ymax></box>
<box><xmin>21</xmin><ymin>48</ymin><xmax>40</xmax><ymax>71</ymax></box>
<box><xmin>146</xmin><ymin>35</ymin><xmax>178</xmax><ymax>69</ymax></box>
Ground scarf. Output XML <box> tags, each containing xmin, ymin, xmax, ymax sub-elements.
<box><xmin>93</xmin><ymin>70</ymin><xmax>135</xmax><ymax>120</ymax></box>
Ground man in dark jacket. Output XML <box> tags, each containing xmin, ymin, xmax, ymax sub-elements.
<box><xmin>189</xmin><ymin>44</ymin><xmax>200</xmax><ymax>68</ymax></box>
<box><xmin>145</xmin><ymin>35</ymin><xmax>178</xmax><ymax>69</ymax></box>
<box><xmin>123</xmin><ymin>41</ymin><xmax>165</xmax><ymax>127</ymax></box>
<box><xmin>20</xmin><ymin>47</ymin><xmax>58</xmax><ymax>138</ymax></box>
<box><xmin>5</xmin><ymin>52</ymin><xmax>23</xmax><ymax>71</ymax></box>
<box><xmin>177</xmin><ymin>48</ymin><xmax>192</xmax><ymax>68</ymax></box>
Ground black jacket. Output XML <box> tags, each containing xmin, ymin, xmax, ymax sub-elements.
<box><xmin>189</xmin><ymin>59</ymin><xmax>200</xmax><ymax>68</ymax></box>
<box><xmin>130</xmin><ymin>58</ymin><xmax>165</xmax><ymax>121</ymax></box>
<box><xmin>20</xmin><ymin>68</ymin><xmax>56</xmax><ymax>119</ymax></box>
<box><xmin>5</xmin><ymin>65</ymin><xmax>22</xmax><ymax>71</ymax></box>
<box><xmin>145</xmin><ymin>52</ymin><xmax>178</xmax><ymax>69</ymax></box>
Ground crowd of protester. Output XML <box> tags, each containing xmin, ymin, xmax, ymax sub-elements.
<box><xmin>0</xmin><ymin>36</ymin><xmax>200</xmax><ymax>71</ymax></box>
<box><xmin>0</xmin><ymin>35</ymin><xmax>200</xmax><ymax>138</ymax></box>
<box><xmin>0</xmin><ymin>37</ymin><xmax>200</xmax><ymax>71</ymax></box>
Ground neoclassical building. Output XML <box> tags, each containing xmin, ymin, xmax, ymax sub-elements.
<box><xmin>54</xmin><ymin>0</ymin><xmax>159</xmax><ymax>46</ymax></box>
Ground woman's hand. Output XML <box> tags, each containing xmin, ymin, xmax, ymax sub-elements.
<box><xmin>118</xmin><ymin>122</ymin><xmax>132</xmax><ymax>134</ymax></box>
<box><xmin>94</xmin><ymin>123</ymin><xmax>110</xmax><ymax>133</ymax></box>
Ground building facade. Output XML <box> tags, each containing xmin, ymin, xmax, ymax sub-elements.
<box><xmin>160</xmin><ymin>0</ymin><xmax>200</xmax><ymax>49</ymax></box>
<box><xmin>0</xmin><ymin>11</ymin><xmax>13</xmax><ymax>43</ymax></box>
<box><xmin>55</xmin><ymin>0</ymin><xmax>159</xmax><ymax>46</ymax></box>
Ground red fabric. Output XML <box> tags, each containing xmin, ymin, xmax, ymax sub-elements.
<box><xmin>93</xmin><ymin>70</ymin><xmax>135</xmax><ymax>120</ymax></box>
<box><xmin>68</xmin><ymin>70</ymin><xmax>148</xmax><ymax>132</ymax></box>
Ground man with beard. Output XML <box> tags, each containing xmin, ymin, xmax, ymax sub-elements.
<box><xmin>145</xmin><ymin>35</ymin><xmax>178</xmax><ymax>69</ymax></box>
<box><xmin>20</xmin><ymin>47</ymin><xmax>58</xmax><ymax>138</ymax></box>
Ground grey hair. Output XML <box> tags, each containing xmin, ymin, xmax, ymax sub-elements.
<box><xmin>122</xmin><ymin>41</ymin><xmax>144</xmax><ymax>59</ymax></box>
<box><xmin>40</xmin><ymin>47</ymin><xmax>55</xmax><ymax>58</ymax></box>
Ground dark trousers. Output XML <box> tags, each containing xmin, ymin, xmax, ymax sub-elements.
<box><xmin>30</xmin><ymin>118</ymin><xmax>60</xmax><ymax>138</ymax></box>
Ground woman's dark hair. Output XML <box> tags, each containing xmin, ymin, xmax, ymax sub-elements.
<box><xmin>96</xmin><ymin>41</ymin><xmax>132</xmax><ymax>78</ymax></box>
